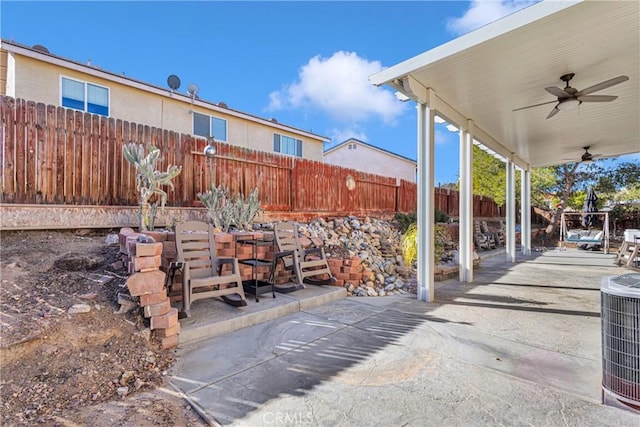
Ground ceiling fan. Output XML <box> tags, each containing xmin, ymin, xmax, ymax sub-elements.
<box><xmin>564</xmin><ymin>146</ymin><xmax>602</xmax><ymax>163</ymax></box>
<box><xmin>513</xmin><ymin>73</ymin><xmax>629</xmax><ymax>119</ymax></box>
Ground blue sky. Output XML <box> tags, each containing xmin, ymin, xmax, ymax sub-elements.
<box><xmin>1</xmin><ymin>1</ymin><xmax>552</xmax><ymax>184</ymax></box>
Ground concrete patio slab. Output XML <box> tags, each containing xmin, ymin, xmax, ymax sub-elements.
<box><xmin>169</xmin><ymin>249</ymin><xmax>640</xmax><ymax>426</ymax></box>
<box><xmin>178</xmin><ymin>285</ymin><xmax>347</xmax><ymax>344</ymax></box>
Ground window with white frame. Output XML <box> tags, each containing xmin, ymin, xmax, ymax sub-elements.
<box><xmin>273</xmin><ymin>134</ymin><xmax>302</xmax><ymax>157</ymax></box>
<box><xmin>192</xmin><ymin>112</ymin><xmax>227</xmax><ymax>141</ymax></box>
<box><xmin>61</xmin><ymin>77</ymin><xmax>109</xmax><ymax>116</ymax></box>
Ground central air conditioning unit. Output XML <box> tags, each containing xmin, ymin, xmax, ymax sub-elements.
<box><xmin>601</xmin><ymin>273</ymin><xmax>640</xmax><ymax>409</ymax></box>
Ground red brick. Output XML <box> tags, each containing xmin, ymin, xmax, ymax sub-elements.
<box><xmin>154</xmin><ymin>322</ymin><xmax>180</xmax><ymax>338</ymax></box>
<box><xmin>327</xmin><ymin>259</ymin><xmax>343</xmax><ymax>268</ymax></box>
<box><xmin>161</xmin><ymin>241</ymin><xmax>177</xmax><ymax>259</ymax></box>
<box><xmin>143</xmin><ymin>231</ymin><xmax>168</xmax><ymax>242</ymax></box>
<box><xmin>133</xmin><ymin>255</ymin><xmax>162</xmax><ymax>272</ymax></box>
<box><xmin>335</xmin><ymin>272</ymin><xmax>349</xmax><ymax>281</ymax></box>
<box><xmin>334</xmin><ymin>280</ymin><xmax>345</xmax><ymax>287</ymax></box>
<box><xmin>310</xmin><ymin>237</ymin><xmax>324</xmax><ymax>247</ymax></box>
<box><xmin>262</xmin><ymin>231</ymin><xmax>275</xmax><ymax>241</ymax></box>
<box><xmin>350</xmin><ymin>265</ymin><xmax>363</xmax><ymax>274</ymax></box>
<box><xmin>160</xmin><ymin>334</ymin><xmax>179</xmax><ymax>350</ymax></box>
<box><xmin>126</xmin><ymin>236</ymin><xmax>141</xmax><ymax>255</ymax></box>
<box><xmin>120</xmin><ymin>227</ymin><xmax>136</xmax><ymax>235</ymax></box>
<box><xmin>143</xmin><ymin>297</ymin><xmax>171</xmax><ymax>318</ymax></box>
<box><xmin>298</xmin><ymin>236</ymin><xmax>312</xmax><ymax>247</ymax></box>
<box><xmin>139</xmin><ymin>289</ymin><xmax>168</xmax><ymax>306</ymax></box>
<box><xmin>214</xmin><ymin>232</ymin><xmax>234</xmax><ymax>243</ymax></box>
<box><xmin>217</xmin><ymin>248</ymin><xmax>235</xmax><ymax>257</ymax></box>
<box><xmin>136</xmin><ymin>242</ymin><xmax>163</xmax><ymax>257</ymax></box>
<box><xmin>150</xmin><ymin>307</ymin><xmax>178</xmax><ymax>330</ymax></box>
<box><xmin>344</xmin><ymin>257</ymin><xmax>362</xmax><ymax>267</ymax></box>
<box><xmin>126</xmin><ymin>270</ymin><xmax>166</xmax><ymax>296</ymax></box>
<box><xmin>349</xmin><ymin>273</ymin><xmax>361</xmax><ymax>281</ymax></box>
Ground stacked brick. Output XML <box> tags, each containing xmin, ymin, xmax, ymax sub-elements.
<box><xmin>327</xmin><ymin>257</ymin><xmax>374</xmax><ymax>287</ymax></box>
<box><xmin>118</xmin><ymin>228</ymin><xmax>180</xmax><ymax>350</ymax></box>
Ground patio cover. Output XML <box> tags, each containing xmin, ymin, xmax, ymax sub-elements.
<box><xmin>369</xmin><ymin>0</ymin><xmax>639</xmax><ymax>301</ymax></box>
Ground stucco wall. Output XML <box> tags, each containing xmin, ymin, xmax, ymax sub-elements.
<box><xmin>324</xmin><ymin>144</ymin><xmax>416</xmax><ymax>182</ymax></box>
<box><xmin>7</xmin><ymin>53</ymin><xmax>324</xmax><ymax>161</ymax></box>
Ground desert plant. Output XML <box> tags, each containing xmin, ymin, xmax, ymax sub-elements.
<box><xmin>234</xmin><ymin>188</ymin><xmax>262</xmax><ymax>231</ymax></box>
<box><xmin>198</xmin><ymin>185</ymin><xmax>262</xmax><ymax>232</ymax></box>
<box><xmin>122</xmin><ymin>143</ymin><xmax>182</xmax><ymax>231</ymax></box>
<box><xmin>401</xmin><ymin>223</ymin><xmax>446</xmax><ymax>267</ymax></box>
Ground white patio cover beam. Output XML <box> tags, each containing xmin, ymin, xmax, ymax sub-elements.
<box><xmin>416</xmin><ymin>99</ymin><xmax>436</xmax><ymax>301</ymax></box>
<box><xmin>505</xmin><ymin>159</ymin><xmax>517</xmax><ymax>262</ymax></box>
<box><xmin>520</xmin><ymin>167</ymin><xmax>531</xmax><ymax>256</ymax></box>
<box><xmin>459</xmin><ymin>122</ymin><xmax>474</xmax><ymax>282</ymax></box>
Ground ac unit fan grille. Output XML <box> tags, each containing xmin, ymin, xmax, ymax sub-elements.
<box><xmin>601</xmin><ymin>273</ymin><xmax>640</xmax><ymax>406</ymax></box>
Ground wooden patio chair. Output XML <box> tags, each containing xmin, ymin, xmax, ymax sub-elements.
<box><xmin>175</xmin><ymin>221</ymin><xmax>247</xmax><ymax>318</ymax></box>
<box><xmin>274</xmin><ymin>221</ymin><xmax>336</xmax><ymax>286</ymax></box>
<box><xmin>474</xmin><ymin>221</ymin><xmax>491</xmax><ymax>250</ymax></box>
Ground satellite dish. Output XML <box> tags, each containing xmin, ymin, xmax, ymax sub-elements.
<box><xmin>32</xmin><ymin>44</ymin><xmax>50</xmax><ymax>54</ymax></box>
<box><xmin>167</xmin><ymin>74</ymin><xmax>181</xmax><ymax>91</ymax></box>
<box><xmin>187</xmin><ymin>83</ymin><xmax>199</xmax><ymax>100</ymax></box>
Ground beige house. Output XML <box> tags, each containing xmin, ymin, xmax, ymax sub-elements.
<box><xmin>323</xmin><ymin>138</ymin><xmax>417</xmax><ymax>183</ymax></box>
<box><xmin>0</xmin><ymin>39</ymin><xmax>329</xmax><ymax>160</ymax></box>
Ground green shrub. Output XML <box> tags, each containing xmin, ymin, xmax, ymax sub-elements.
<box><xmin>401</xmin><ymin>222</ymin><xmax>446</xmax><ymax>267</ymax></box>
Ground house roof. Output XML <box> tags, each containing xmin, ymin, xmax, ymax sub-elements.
<box><xmin>1</xmin><ymin>39</ymin><xmax>330</xmax><ymax>142</ymax></box>
<box><xmin>369</xmin><ymin>0</ymin><xmax>639</xmax><ymax>169</ymax></box>
<box><xmin>324</xmin><ymin>138</ymin><xmax>417</xmax><ymax>164</ymax></box>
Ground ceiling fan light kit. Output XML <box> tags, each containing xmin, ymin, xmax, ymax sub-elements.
<box><xmin>513</xmin><ymin>73</ymin><xmax>629</xmax><ymax>119</ymax></box>
<box><xmin>557</xmin><ymin>98</ymin><xmax>580</xmax><ymax>111</ymax></box>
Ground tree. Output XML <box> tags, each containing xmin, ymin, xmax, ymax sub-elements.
<box><xmin>472</xmin><ymin>146</ymin><xmax>506</xmax><ymax>206</ymax></box>
<box><xmin>472</xmin><ymin>147</ymin><xmax>640</xmax><ymax>238</ymax></box>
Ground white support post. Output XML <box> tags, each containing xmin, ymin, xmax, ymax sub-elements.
<box><xmin>458</xmin><ymin>122</ymin><xmax>473</xmax><ymax>282</ymax></box>
<box><xmin>505</xmin><ymin>159</ymin><xmax>516</xmax><ymax>262</ymax></box>
<box><xmin>520</xmin><ymin>168</ymin><xmax>531</xmax><ymax>256</ymax></box>
<box><xmin>416</xmin><ymin>100</ymin><xmax>435</xmax><ymax>302</ymax></box>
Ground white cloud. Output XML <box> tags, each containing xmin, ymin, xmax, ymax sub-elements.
<box><xmin>447</xmin><ymin>0</ymin><xmax>538</xmax><ymax>35</ymax></box>
<box><xmin>267</xmin><ymin>51</ymin><xmax>406</xmax><ymax>124</ymax></box>
<box><xmin>328</xmin><ymin>126</ymin><xmax>368</xmax><ymax>146</ymax></box>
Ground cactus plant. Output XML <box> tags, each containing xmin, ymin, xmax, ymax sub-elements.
<box><xmin>122</xmin><ymin>143</ymin><xmax>182</xmax><ymax>231</ymax></box>
<box><xmin>198</xmin><ymin>185</ymin><xmax>262</xmax><ymax>232</ymax></box>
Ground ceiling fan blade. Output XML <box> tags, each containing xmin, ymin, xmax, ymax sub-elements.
<box><xmin>577</xmin><ymin>95</ymin><xmax>618</xmax><ymax>102</ymax></box>
<box><xmin>577</xmin><ymin>75</ymin><xmax>629</xmax><ymax>96</ymax></box>
<box><xmin>546</xmin><ymin>106</ymin><xmax>560</xmax><ymax>119</ymax></box>
<box><xmin>545</xmin><ymin>86</ymin><xmax>570</xmax><ymax>98</ymax></box>
<box><xmin>512</xmin><ymin>100</ymin><xmax>557</xmax><ymax>112</ymax></box>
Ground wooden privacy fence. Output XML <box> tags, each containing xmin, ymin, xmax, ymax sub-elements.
<box><xmin>0</xmin><ymin>96</ymin><xmax>499</xmax><ymax>217</ymax></box>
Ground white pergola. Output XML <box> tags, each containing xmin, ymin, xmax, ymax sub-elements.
<box><xmin>369</xmin><ymin>0</ymin><xmax>639</xmax><ymax>301</ymax></box>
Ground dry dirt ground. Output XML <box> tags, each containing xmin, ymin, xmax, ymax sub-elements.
<box><xmin>0</xmin><ymin>230</ymin><xmax>207</xmax><ymax>426</ymax></box>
